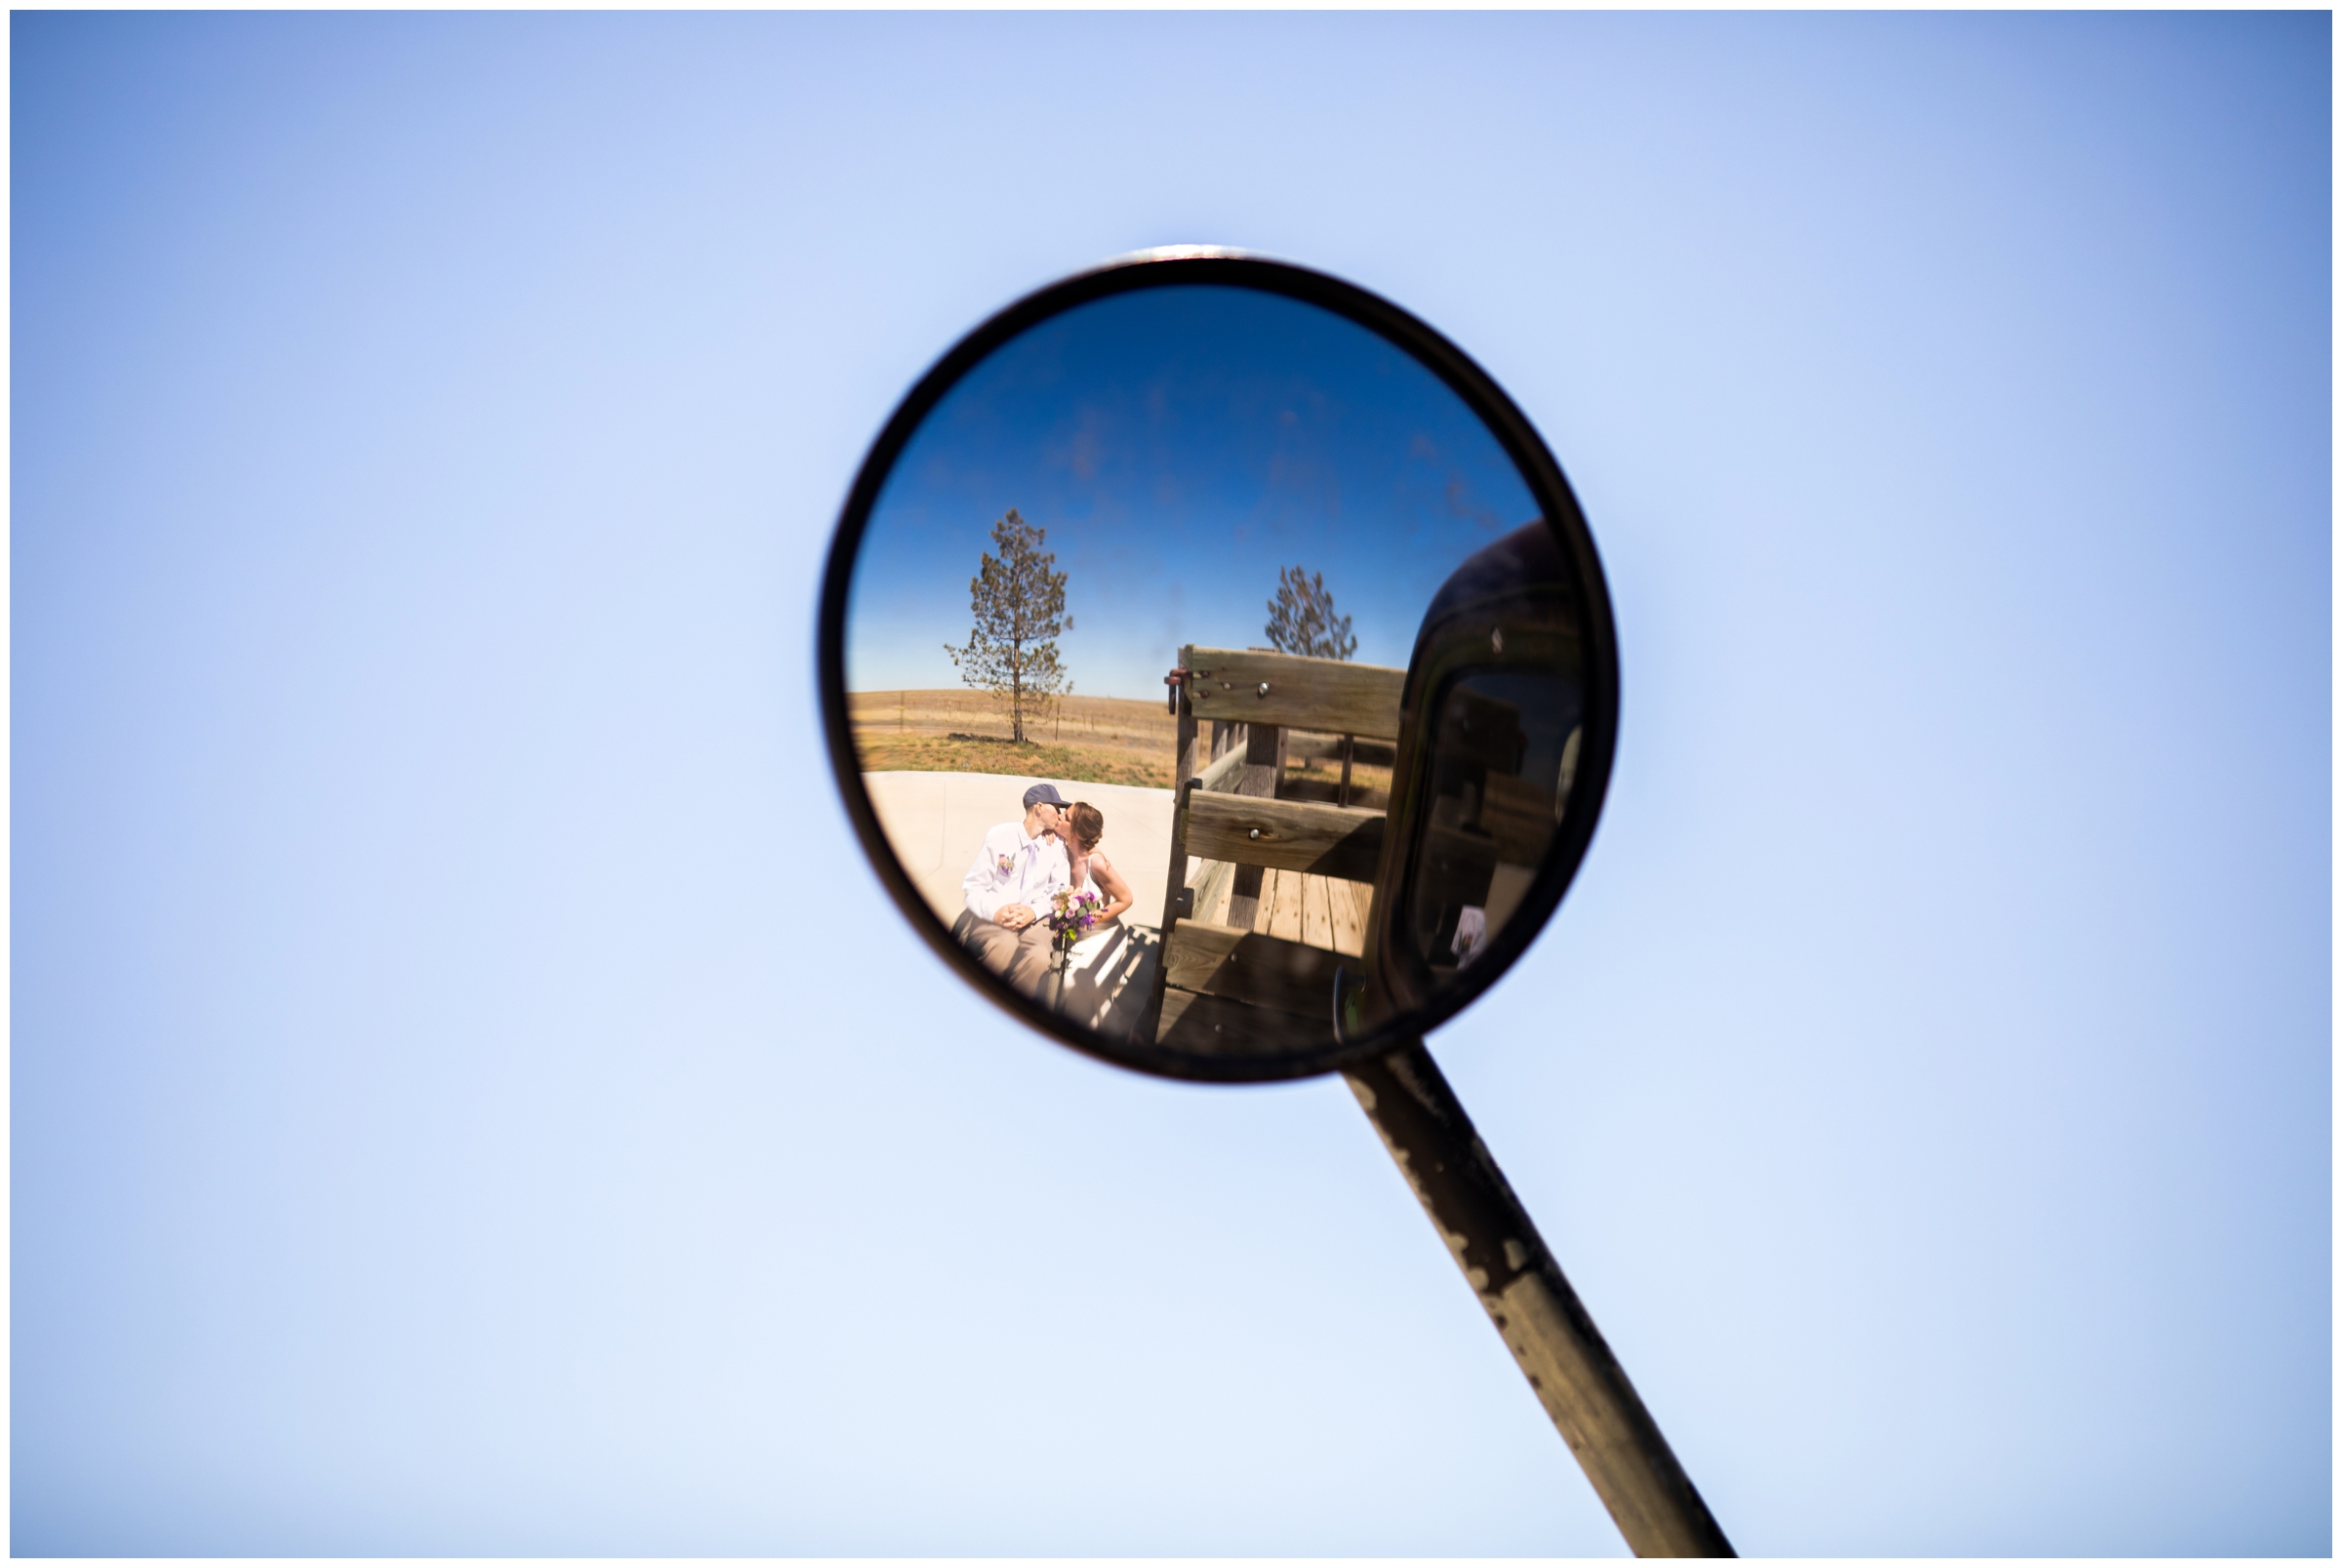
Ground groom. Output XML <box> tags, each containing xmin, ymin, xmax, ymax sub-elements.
<box><xmin>955</xmin><ymin>782</ymin><xmax>1072</xmax><ymax>998</ymax></box>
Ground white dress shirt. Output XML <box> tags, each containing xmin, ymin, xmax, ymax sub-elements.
<box><xmin>962</xmin><ymin>819</ymin><xmax>1071</xmax><ymax>921</ymax></box>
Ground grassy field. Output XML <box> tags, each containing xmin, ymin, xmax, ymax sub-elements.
<box><xmin>847</xmin><ymin>688</ymin><xmax>1395</xmax><ymax>796</ymax></box>
<box><xmin>1281</xmin><ymin>743</ymin><xmax>1395</xmax><ymax>803</ymax></box>
<box><xmin>850</xmin><ymin>689</ymin><xmax>1178</xmax><ymax>788</ymax></box>
<box><xmin>853</xmin><ymin>732</ymin><xmax>1178</xmax><ymax>788</ymax></box>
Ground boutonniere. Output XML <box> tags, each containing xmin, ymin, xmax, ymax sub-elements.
<box><xmin>997</xmin><ymin>854</ymin><xmax>1015</xmax><ymax>874</ymax></box>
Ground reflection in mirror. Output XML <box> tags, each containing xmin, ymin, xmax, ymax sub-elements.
<box><xmin>844</xmin><ymin>281</ymin><xmax>1593</xmax><ymax>1066</ymax></box>
<box><xmin>1374</xmin><ymin>520</ymin><xmax>1584</xmax><ymax>1025</ymax></box>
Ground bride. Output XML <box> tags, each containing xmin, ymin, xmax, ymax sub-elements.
<box><xmin>1061</xmin><ymin>801</ymin><xmax>1135</xmax><ymax>926</ymax></box>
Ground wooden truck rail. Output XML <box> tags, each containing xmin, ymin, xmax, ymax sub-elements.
<box><xmin>1150</xmin><ymin>645</ymin><xmax>1408</xmax><ymax>1052</ymax></box>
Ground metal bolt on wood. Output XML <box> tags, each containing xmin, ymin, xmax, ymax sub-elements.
<box><xmin>1345</xmin><ymin>1039</ymin><xmax>1734</xmax><ymax>1559</ymax></box>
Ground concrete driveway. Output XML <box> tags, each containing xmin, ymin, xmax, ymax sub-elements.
<box><xmin>860</xmin><ymin>771</ymin><xmax>1176</xmax><ymax>933</ymax></box>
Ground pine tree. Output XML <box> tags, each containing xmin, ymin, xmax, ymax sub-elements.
<box><xmin>945</xmin><ymin>508</ymin><xmax>1070</xmax><ymax>744</ymax></box>
<box><xmin>1265</xmin><ymin>565</ymin><xmax>1356</xmax><ymax>662</ymax></box>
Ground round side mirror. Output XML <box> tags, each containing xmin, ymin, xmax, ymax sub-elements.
<box><xmin>818</xmin><ymin>250</ymin><xmax>1620</xmax><ymax>1082</ymax></box>
<box><xmin>816</xmin><ymin>251</ymin><xmax>1728</xmax><ymax>1556</ymax></box>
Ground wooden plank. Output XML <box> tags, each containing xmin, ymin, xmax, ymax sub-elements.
<box><xmin>1159</xmin><ymin>922</ymin><xmax>1351</xmax><ymax>1021</ymax></box>
<box><xmin>1239</xmin><ymin>721</ymin><xmax>1282</xmax><ymax>798</ymax></box>
<box><xmin>1141</xmin><ymin>645</ymin><xmax>1204</xmax><ymax>1046</ymax></box>
<box><xmin>1268</xmin><ymin>866</ymin><xmax>1305</xmax><ymax>942</ymax></box>
<box><xmin>1328</xmin><ymin>876</ymin><xmax>1370</xmax><ymax>957</ymax></box>
<box><xmin>1188</xmin><ymin>856</ymin><xmax>1234</xmax><ymax>927</ymax></box>
<box><xmin>1227</xmin><ymin>864</ymin><xmax>1267</xmax><ymax>934</ymax></box>
<box><xmin>1224</xmin><ymin>722</ymin><xmax>1282</xmax><ymax>931</ymax></box>
<box><xmin>1185</xmin><ymin>792</ymin><xmax>1387</xmax><ymax>883</ymax></box>
<box><xmin>1156</xmin><ymin>678</ymin><xmax>1201</xmax><ymax>931</ymax></box>
<box><xmin>1156</xmin><ymin>984</ymin><xmax>1199</xmax><ymax>1039</ymax></box>
<box><xmin>1284</xmin><ymin>733</ymin><xmax>1395</xmax><ymax>768</ymax></box>
<box><xmin>1245</xmin><ymin>869</ymin><xmax>1273</xmax><ymax>935</ymax></box>
<box><xmin>1194</xmin><ymin>744</ymin><xmax>1248</xmax><ymax>795</ymax></box>
<box><xmin>1160</xmin><ymin>919</ymin><xmax>1250</xmax><ymax>991</ymax></box>
<box><xmin>1278</xmin><ymin>776</ymin><xmax>1391</xmax><ymax>811</ymax></box>
<box><xmin>1182</xmin><ymin>648</ymin><xmax>1406</xmax><ymax>740</ymax></box>
<box><xmin>1156</xmin><ymin>985</ymin><xmax>1328</xmax><ymax>1054</ymax></box>
<box><xmin>1301</xmin><ymin>872</ymin><xmax>1334</xmax><ymax>951</ymax></box>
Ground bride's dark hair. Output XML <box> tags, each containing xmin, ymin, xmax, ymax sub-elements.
<box><xmin>1068</xmin><ymin>801</ymin><xmax>1105</xmax><ymax>853</ymax></box>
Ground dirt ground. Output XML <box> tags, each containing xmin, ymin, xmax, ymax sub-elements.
<box><xmin>847</xmin><ymin>688</ymin><xmax>1396</xmax><ymax>795</ymax></box>
<box><xmin>850</xmin><ymin>689</ymin><xmax>1179</xmax><ymax>788</ymax></box>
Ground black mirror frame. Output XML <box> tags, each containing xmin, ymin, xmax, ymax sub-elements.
<box><xmin>816</xmin><ymin>247</ymin><xmax>1621</xmax><ymax>1083</ymax></box>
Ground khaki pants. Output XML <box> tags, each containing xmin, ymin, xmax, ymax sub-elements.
<box><xmin>958</xmin><ymin>913</ymin><xmax>1056</xmax><ymax>998</ymax></box>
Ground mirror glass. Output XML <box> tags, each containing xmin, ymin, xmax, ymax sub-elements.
<box><xmin>838</xmin><ymin>275</ymin><xmax>1602</xmax><ymax>1071</ymax></box>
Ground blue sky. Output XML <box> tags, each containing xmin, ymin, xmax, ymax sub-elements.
<box><xmin>848</xmin><ymin>283</ymin><xmax>1538</xmax><ymax>694</ymax></box>
<box><xmin>13</xmin><ymin>11</ymin><xmax>2330</xmax><ymax>1556</ymax></box>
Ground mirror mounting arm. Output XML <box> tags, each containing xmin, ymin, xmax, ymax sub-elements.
<box><xmin>1344</xmin><ymin>1040</ymin><xmax>1735</xmax><ymax>1559</ymax></box>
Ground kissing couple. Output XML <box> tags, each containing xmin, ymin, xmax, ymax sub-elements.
<box><xmin>952</xmin><ymin>782</ymin><xmax>1135</xmax><ymax>999</ymax></box>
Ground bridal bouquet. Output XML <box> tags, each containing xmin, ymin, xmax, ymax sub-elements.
<box><xmin>1042</xmin><ymin>886</ymin><xmax>1107</xmax><ymax>953</ymax></box>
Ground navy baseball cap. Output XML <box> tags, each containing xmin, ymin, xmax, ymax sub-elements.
<box><xmin>1022</xmin><ymin>783</ymin><xmax>1069</xmax><ymax>809</ymax></box>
